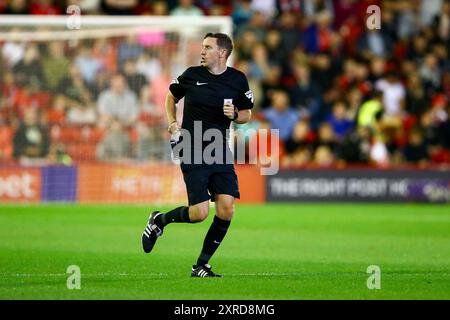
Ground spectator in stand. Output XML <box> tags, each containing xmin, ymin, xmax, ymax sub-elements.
<box><xmin>250</xmin><ymin>0</ymin><xmax>276</xmax><ymax>19</ymax></box>
<box><xmin>58</xmin><ymin>63</ymin><xmax>94</xmax><ymax>109</ymax></box>
<box><xmin>260</xmin><ymin>63</ymin><xmax>283</xmax><ymax>109</ymax></box>
<box><xmin>170</xmin><ymin>0</ymin><xmax>203</xmax><ymax>16</ymax></box>
<box><xmin>117</xmin><ymin>35</ymin><xmax>144</xmax><ymax>67</ymax></box>
<box><xmin>122</xmin><ymin>58</ymin><xmax>148</xmax><ymax>97</ymax></box>
<box><xmin>275</xmin><ymin>11</ymin><xmax>302</xmax><ymax>63</ymax></box>
<box><xmin>326</xmin><ymin>100</ymin><xmax>355</xmax><ymax>140</ymax></box>
<box><xmin>342</xmin><ymin>86</ymin><xmax>360</xmax><ymax>119</ymax></box>
<box><xmin>64</xmin><ymin>75</ymin><xmax>97</xmax><ymax>126</ymax></box>
<box><xmin>66</xmin><ymin>103</ymin><xmax>97</xmax><ymax>126</ymax></box>
<box><xmin>96</xmin><ymin>118</ymin><xmax>131</xmax><ymax>161</ymax></box>
<box><xmin>379</xmin><ymin>3</ymin><xmax>399</xmax><ymax>42</ymax></box>
<box><xmin>46</xmin><ymin>95</ymin><xmax>67</xmax><ymax>125</ymax></box>
<box><xmin>0</xmin><ymin>126</ymin><xmax>14</xmax><ymax>161</ymax></box>
<box><xmin>436</xmin><ymin>0</ymin><xmax>449</xmax><ymax>41</ymax></box>
<box><xmin>337</xmin><ymin>125</ymin><xmax>372</xmax><ymax>164</ymax></box>
<box><xmin>289</xmin><ymin>62</ymin><xmax>322</xmax><ymax>128</ymax></box>
<box><xmin>419</xmin><ymin>0</ymin><xmax>444</xmax><ymax>27</ymax></box>
<box><xmin>29</xmin><ymin>0</ymin><xmax>61</xmax><ymax>15</ymax></box>
<box><xmin>387</xmin><ymin>0</ymin><xmax>421</xmax><ymax>40</ymax></box>
<box><xmin>3</xmin><ymin>0</ymin><xmax>28</xmax><ymax>14</ymax></box>
<box><xmin>197</xmin><ymin>0</ymin><xmax>229</xmax><ymax>16</ymax></box>
<box><xmin>151</xmin><ymin>0</ymin><xmax>169</xmax><ymax>15</ymax></box>
<box><xmin>1</xmin><ymin>72</ymin><xmax>18</xmax><ymax>122</ymax></box>
<box><xmin>262</xmin><ymin>89</ymin><xmax>299</xmax><ymax>141</ymax></box>
<box><xmin>442</xmin><ymin>70</ymin><xmax>450</xmax><ymax>108</ymax></box>
<box><xmin>405</xmin><ymin>72</ymin><xmax>429</xmax><ymax>118</ymax></box>
<box><xmin>357</xmin><ymin>90</ymin><xmax>383</xmax><ymax>129</ymax></box>
<box><xmin>310</xmin><ymin>53</ymin><xmax>339</xmax><ymax>93</ymax></box>
<box><xmin>42</xmin><ymin>41</ymin><xmax>70</xmax><ymax>91</ymax></box>
<box><xmin>134</xmin><ymin>121</ymin><xmax>170</xmax><ymax>161</ymax></box>
<box><xmin>407</xmin><ymin>32</ymin><xmax>429</xmax><ymax>62</ymax></box>
<box><xmin>235</xmin><ymin>11</ymin><xmax>268</xmax><ymax>42</ymax></box>
<box><xmin>12</xmin><ymin>44</ymin><xmax>44</xmax><ymax>88</ymax></box>
<box><xmin>313</xmin><ymin>145</ymin><xmax>335</xmax><ymax>167</ymax></box>
<box><xmin>1</xmin><ymin>28</ymin><xmax>26</xmax><ymax>68</ymax></box>
<box><xmin>47</xmin><ymin>143</ymin><xmax>73</xmax><ymax>166</ymax></box>
<box><xmin>89</xmin><ymin>68</ymin><xmax>110</xmax><ymax>101</ymax></box>
<box><xmin>432</xmin><ymin>42</ymin><xmax>449</xmax><ymax>71</ymax></box>
<box><xmin>403</xmin><ymin>128</ymin><xmax>430</xmax><ymax>165</ymax></box>
<box><xmin>65</xmin><ymin>0</ymin><xmax>102</xmax><ymax>15</ymax></box>
<box><xmin>231</xmin><ymin>0</ymin><xmax>253</xmax><ymax>30</ymax></box>
<box><xmin>356</xmin><ymin>28</ymin><xmax>394</xmax><ymax>60</ymax></box>
<box><xmin>275</xmin><ymin>0</ymin><xmax>302</xmax><ymax>15</ymax></box>
<box><xmin>148</xmin><ymin>63</ymin><xmax>172</xmax><ymax>123</ymax></box>
<box><xmin>284</xmin><ymin>119</ymin><xmax>314</xmax><ymax>155</ymax></box>
<box><xmin>370</xmin><ymin>134</ymin><xmax>390</xmax><ymax>167</ymax></box>
<box><xmin>303</xmin><ymin>10</ymin><xmax>334</xmax><ymax>54</ymax></box>
<box><xmin>74</xmin><ymin>43</ymin><xmax>105</xmax><ymax>86</ymax></box>
<box><xmin>97</xmin><ymin>73</ymin><xmax>139</xmax><ymax>126</ymax></box>
<box><xmin>419</xmin><ymin>53</ymin><xmax>442</xmax><ymax>90</ymax></box>
<box><xmin>92</xmin><ymin>38</ymin><xmax>118</xmax><ymax>74</ymax></box>
<box><xmin>282</xmin><ymin>145</ymin><xmax>312</xmax><ymax>167</ymax></box>
<box><xmin>313</xmin><ymin>122</ymin><xmax>338</xmax><ymax>154</ymax></box>
<box><xmin>248</xmin><ymin>42</ymin><xmax>270</xmax><ymax>81</ymax></box>
<box><xmin>264</xmin><ymin>29</ymin><xmax>286</xmax><ymax>67</ymax></box>
<box><xmin>367</xmin><ymin>56</ymin><xmax>387</xmax><ymax>85</ymax></box>
<box><xmin>136</xmin><ymin>50</ymin><xmax>162</xmax><ymax>83</ymax></box>
<box><xmin>375</xmin><ymin>71</ymin><xmax>406</xmax><ymax>127</ymax></box>
<box><xmin>13</xmin><ymin>80</ymin><xmax>51</xmax><ymax>121</ymax></box>
<box><xmin>13</xmin><ymin>108</ymin><xmax>50</xmax><ymax>161</ymax></box>
<box><xmin>100</xmin><ymin>0</ymin><xmax>139</xmax><ymax>15</ymax></box>
<box><xmin>304</xmin><ymin>0</ymin><xmax>334</xmax><ymax>21</ymax></box>
<box><xmin>235</xmin><ymin>29</ymin><xmax>259</xmax><ymax>61</ymax></box>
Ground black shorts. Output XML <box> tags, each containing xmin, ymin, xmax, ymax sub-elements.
<box><xmin>180</xmin><ymin>164</ymin><xmax>240</xmax><ymax>206</ymax></box>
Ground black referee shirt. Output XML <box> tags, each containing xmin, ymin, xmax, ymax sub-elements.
<box><xmin>169</xmin><ymin>66</ymin><xmax>254</xmax><ymax>141</ymax></box>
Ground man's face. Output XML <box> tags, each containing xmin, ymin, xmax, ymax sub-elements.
<box><xmin>200</xmin><ymin>37</ymin><xmax>223</xmax><ymax>68</ymax></box>
<box><xmin>111</xmin><ymin>76</ymin><xmax>125</xmax><ymax>94</ymax></box>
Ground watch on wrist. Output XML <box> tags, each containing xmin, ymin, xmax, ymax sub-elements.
<box><xmin>167</xmin><ymin>121</ymin><xmax>177</xmax><ymax>132</ymax></box>
<box><xmin>232</xmin><ymin>111</ymin><xmax>238</xmax><ymax>121</ymax></box>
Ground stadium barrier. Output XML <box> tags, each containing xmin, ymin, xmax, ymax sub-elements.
<box><xmin>267</xmin><ymin>169</ymin><xmax>450</xmax><ymax>203</ymax></box>
<box><xmin>1</xmin><ymin>165</ymin><xmax>449</xmax><ymax>204</ymax></box>
<box><xmin>0</xmin><ymin>164</ymin><xmax>264</xmax><ymax>204</ymax></box>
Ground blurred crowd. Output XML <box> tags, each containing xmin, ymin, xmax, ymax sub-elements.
<box><xmin>0</xmin><ymin>0</ymin><xmax>449</xmax><ymax>168</ymax></box>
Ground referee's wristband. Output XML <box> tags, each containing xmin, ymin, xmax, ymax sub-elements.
<box><xmin>232</xmin><ymin>111</ymin><xmax>239</xmax><ymax>121</ymax></box>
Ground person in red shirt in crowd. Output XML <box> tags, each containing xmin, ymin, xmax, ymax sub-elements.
<box><xmin>29</xmin><ymin>0</ymin><xmax>61</xmax><ymax>15</ymax></box>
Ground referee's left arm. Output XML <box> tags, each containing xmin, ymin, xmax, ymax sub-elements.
<box><xmin>234</xmin><ymin>109</ymin><xmax>252</xmax><ymax>124</ymax></box>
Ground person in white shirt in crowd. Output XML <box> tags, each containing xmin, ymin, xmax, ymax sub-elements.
<box><xmin>375</xmin><ymin>71</ymin><xmax>406</xmax><ymax>127</ymax></box>
<box><xmin>97</xmin><ymin>73</ymin><xmax>139</xmax><ymax>127</ymax></box>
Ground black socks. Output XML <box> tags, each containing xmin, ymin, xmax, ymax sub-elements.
<box><xmin>155</xmin><ymin>206</ymin><xmax>190</xmax><ymax>227</ymax></box>
<box><xmin>196</xmin><ymin>215</ymin><xmax>231</xmax><ymax>267</ymax></box>
<box><xmin>153</xmin><ymin>207</ymin><xmax>231</xmax><ymax>267</ymax></box>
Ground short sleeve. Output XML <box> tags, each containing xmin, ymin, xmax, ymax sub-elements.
<box><xmin>169</xmin><ymin>68</ymin><xmax>191</xmax><ymax>101</ymax></box>
<box><xmin>236</xmin><ymin>75</ymin><xmax>254</xmax><ymax>110</ymax></box>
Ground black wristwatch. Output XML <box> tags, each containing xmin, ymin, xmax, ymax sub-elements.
<box><xmin>232</xmin><ymin>111</ymin><xmax>238</xmax><ymax>121</ymax></box>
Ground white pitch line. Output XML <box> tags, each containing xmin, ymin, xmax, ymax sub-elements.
<box><xmin>3</xmin><ymin>272</ymin><xmax>447</xmax><ymax>278</ymax></box>
<box><xmin>1</xmin><ymin>273</ymin><xmax>169</xmax><ymax>277</ymax></box>
<box><xmin>2</xmin><ymin>272</ymin><xmax>299</xmax><ymax>277</ymax></box>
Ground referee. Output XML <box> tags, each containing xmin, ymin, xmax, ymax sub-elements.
<box><xmin>142</xmin><ymin>33</ymin><xmax>254</xmax><ymax>277</ymax></box>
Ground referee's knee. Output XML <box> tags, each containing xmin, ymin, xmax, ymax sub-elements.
<box><xmin>188</xmin><ymin>203</ymin><xmax>209</xmax><ymax>222</ymax></box>
<box><xmin>217</xmin><ymin>205</ymin><xmax>234</xmax><ymax>220</ymax></box>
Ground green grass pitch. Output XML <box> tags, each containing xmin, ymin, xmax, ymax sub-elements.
<box><xmin>0</xmin><ymin>203</ymin><xmax>449</xmax><ymax>299</ymax></box>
